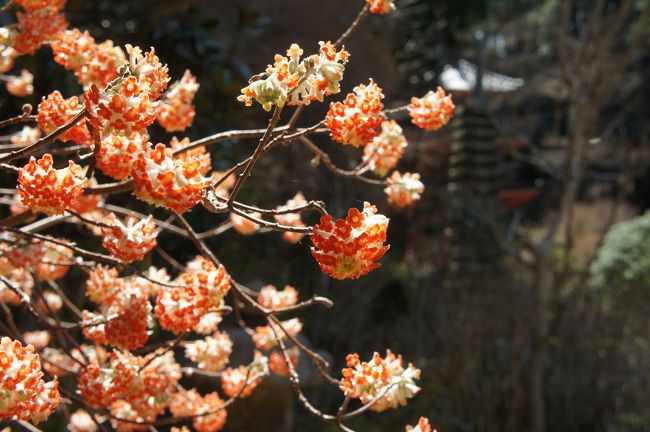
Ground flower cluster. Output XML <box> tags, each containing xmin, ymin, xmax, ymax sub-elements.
<box><xmin>363</xmin><ymin>120</ymin><xmax>407</xmax><ymax>177</ymax></box>
<box><xmin>131</xmin><ymin>143</ymin><xmax>211</xmax><ymax>213</ymax></box>
<box><xmin>18</xmin><ymin>154</ymin><xmax>86</xmax><ymax>215</ymax></box>
<box><xmin>37</xmin><ymin>91</ymin><xmax>92</xmax><ymax>145</ymax></box>
<box><xmin>252</xmin><ymin>318</ymin><xmax>303</xmax><ymax>351</ymax></box>
<box><xmin>170</xmin><ymin>389</ymin><xmax>228</xmax><ymax>432</ymax></box>
<box><xmin>125</xmin><ymin>45</ymin><xmax>170</xmax><ymax>100</ymax></box>
<box><xmin>10</xmin><ymin>126</ymin><xmax>41</xmax><ymax>147</ymax></box>
<box><xmin>311</xmin><ymin>202</ymin><xmax>389</xmax><ymax>279</ymax></box>
<box><xmin>96</xmin><ymin>132</ymin><xmax>150</xmax><ymax>180</ymax></box>
<box><xmin>406</xmin><ymin>417</ymin><xmax>434</xmax><ymax>432</ymax></box>
<box><xmin>101</xmin><ymin>213</ymin><xmax>158</xmax><ymax>263</ymax></box>
<box><xmin>257</xmin><ymin>284</ymin><xmax>298</xmax><ymax>311</ymax></box>
<box><xmin>230</xmin><ymin>211</ymin><xmax>261</xmax><ymax>235</ymax></box>
<box><xmin>238</xmin><ymin>41</ymin><xmax>349</xmax><ymax>111</ymax></box>
<box><xmin>274</xmin><ymin>192</ymin><xmax>308</xmax><ymax>244</ymax></box>
<box><xmin>409</xmin><ymin>87</ymin><xmax>455</xmax><ymax>131</ymax></box>
<box><xmin>384</xmin><ymin>171</ymin><xmax>425</xmax><ymax>207</ymax></box>
<box><xmin>184</xmin><ymin>331</ymin><xmax>233</xmax><ymax>372</ymax></box>
<box><xmin>366</xmin><ymin>0</ymin><xmax>396</xmax><ymax>14</ymax></box>
<box><xmin>170</xmin><ymin>136</ymin><xmax>211</xmax><ymax>175</ymax></box>
<box><xmin>13</xmin><ymin>6</ymin><xmax>67</xmax><ymax>55</ymax></box>
<box><xmin>340</xmin><ymin>350</ymin><xmax>420</xmax><ymax>412</ymax></box>
<box><xmin>157</xmin><ymin>70</ymin><xmax>199</xmax><ymax>132</ymax></box>
<box><xmin>269</xmin><ymin>346</ymin><xmax>300</xmax><ymax>377</ymax></box>
<box><xmin>326</xmin><ymin>79</ymin><xmax>385</xmax><ymax>147</ymax></box>
<box><xmin>0</xmin><ymin>337</ymin><xmax>60</xmax><ymax>423</ymax></box>
<box><xmin>221</xmin><ymin>352</ymin><xmax>269</xmax><ymax>399</ymax></box>
<box><xmin>6</xmin><ymin>69</ymin><xmax>33</xmax><ymax>97</ymax></box>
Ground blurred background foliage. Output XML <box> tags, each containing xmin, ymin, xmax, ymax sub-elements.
<box><xmin>2</xmin><ymin>0</ymin><xmax>650</xmax><ymax>431</ymax></box>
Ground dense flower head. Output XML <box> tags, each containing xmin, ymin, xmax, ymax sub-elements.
<box><xmin>0</xmin><ymin>337</ymin><xmax>60</xmax><ymax>423</ymax></box>
<box><xmin>2</xmin><ymin>237</ymin><xmax>72</xmax><ymax>281</ymax></box>
<box><xmin>68</xmin><ymin>409</ymin><xmax>98</xmax><ymax>432</ymax></box>
<box><xmin>0</xmin><ymin>46</ymin><xmax>17</xmax><ymax>73</ymax></box>
<box><xmin>221</xmin><ymin>352</ymin><xmax>269</xmax><ymax>399</ymax></box>
<box><xmin>340</xmin><ymin>350</ymin><xmax>421</xmax><ymax>412</ymax></box>
<box><xmin>157</xmin><ymin>70</ymin><xmax>199</xmax><ymax>132</ymax></box>
<box><xmin>85</xmin><ymin>76</ymin><xmax>158</xmax><ymax>137</ymax></box>
<box><xmin>131</xmin><ymin>143</ymin><xmax>211</xmax><ymax>213</ymax></box>
<box><xmin>103</xmin><ymin>287</ymin><xmax>152</xmax><ymax>350</ymax></box>
<box><xmin>406</xmin><ymin>417</ymin><xmax>434</xmax><ymax>432</ymax></box>
<box><xmin>37</xmin><ymin>91</ymin><xmax>92</xmax><ymax>145</ymax></box>
<box><xmin>86</xmin><ymin>265</ymin><xmax>124</xmax><ymax>305</ymax></box>
<box><xmin>184</xmin><ymin>331</ymin><xmax>233</xmax><ymax>372</ymax></box>
<box><xmin>41</xmin><ymin>345</ymin><xmax>106</xmax><ymax>377</ymax></box>
<box><xmin>18</xmin><ymin>154</ymin><xmax>86</xmax><ymax>215</ymax></box>
<box><xmin>170</xmin><ymin>136</ymin><xmax>211</xmax><ymax>175</ymax></box>
<box><xmin>0</xmin><ymin>266</ymin><xmax>33</xmax><ymax>305</ymax></box>
<box><xmin>13</xmin><ymin>0</ymin><xmax>66</xmax><ymax>12</ymax></box>
<box><xmin>13</xmin><ymin>10</ymin><xmax>67</xmax><ymax>55</ymax></box>
<box><xmin>274</xmin><ymin>192</ymin><xmax>308</xmax><ymax>244</ymax></box>
<box><xmin>170</xmin><ymin>390</ymin><xmax>227</xmax><ymax>432</ymax></box>
<box><xmin>96</xmin><ymin>131</ymin><xmax>150</xmax><ymax>180</ymax></box>
<box><xmin>409</xmin><ymin>87</ymin><xmax>455</xmax><ymax>131</ymax></box>
<box><xmin>385</xmin><ymin>171</ymin><xmax>425</xmax><ymax>207</ymax></box>
<box><xmin>252</xmin><ymin>318</ymin><xmax>303</xmax><ymax>351</ymax></box>
<box><xmin>22</xmin><ymin>331</ymin><xmax>50</xmax><ymax>351</ymax></box>
<box><xmin>257</xmin><ymin>284</ymin><xmax>298</xmax><ymax>311</ymax></box>
<box><xmin>366</xmin><ymin>0</ymin><xmax>396</xmax><ymax>14</ymax></box>
<box><xmin>77</xmin><ymin>350</ymin><xmax>139</xmax><ymax>409</ymax></box>
<box><xmin>101</xmin><ymin>213</ymin><xmax>158</xmax><ymax>263</ymax></box>
<box><xmin>326</xmin><ymin>79</ymin><xmax>386</xmax><ymax>147</ymax></box>
<box><xmin>109</xmin><ymin>400</ymin><xmax>145</xmax><ymax>431</ymax></box>
<box><xmin>238</xmin><ymin>41</ymin><xmax>349</xmax><ymax>111</ymax></box>
<box><xmin>67</xmin><ymin>189</ymin><xmax>102</xmax><ymax>215</ymax></box>
<box><xmin>230</xmin><ymin>211</ymin><xmax>261</xmax><ymax>235</ymax></box>
<box><xmin>10</xmin><ymin>126</ymin><xmax>41</xmax><ymax>147</ymax></box>
<box><xmin>51</xmin><ymin>29</ymin><xmax>96</xmax><ymax>72</ymax></box>
<box><xmin>363</xmin><ymin>120</ymin><xmax>408</xmax><ymax>177</ymax></box>
<box><xmin>269</xmin><ymin>347</ymin><xmax>300</xmax><ymax>377</ymax></box>
<box><xmin>311</xmin><ymin>202</ymin><xmax>389</xmax><ymax>279</ymax></box>
<box><xmin>194</xmin><ymin>311</ymin><xmax>223</xmax><ymax>335</ymax></box>
<box><xmin>77</xmin><ymin>40</ymin><xmax>126</xmax><ymax>89</ymax></box>
<box><xmin>6</xmin><ymin>69</ymin><xmax>34</xmax><ymax>97</ymax></box>
<box><xmin>125</xmin><ymin>45</ymin><xmax>170</xmax><ymax>100</ymax></box>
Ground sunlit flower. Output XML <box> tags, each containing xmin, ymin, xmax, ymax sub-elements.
<box><xmin>257</xmin><ymin>284</ymin><xmax>298</xmax><ymax>311</ymax></box>
<box><xmin>326</xmin><ymin>79</ymin><xmax>385</xmax><ymax>147</ymax></box>
<box><xmin>131</xmin><ymin>143</ymin><xmax>211</xmax><ymax>213</ymax></box>
<box><xmin>77</xmin><ymin>350</ymin><xmax>139</xmax><ymax>408</ymax></box>
<box><xmin>103</xmin><ymin>287</ymin><xmax>152</xmax><ymax>350</ymax></box>
<box><xmin>6</xmin><ymin>69</ymin><xmax>34</xmax><ymax>97</ymax></box>
<box><xmin>363</xmin><ymin>120</ymin><xmax>407</xmax><ymax>177</ymax></box>
<box><xmin>170</xmin><ymin>136</ymin><xmax>211</xmax><ymax>175</ymax></box>
<box><xmin>311</xmin><ymin>202</ymin><xmax>389</xmax><ymax>279</ymax></box>
<box><xmin>366</xmin><ymin>0</ymin><xmax>396</xmax><ymax>14</ymax></box>
<box><xmin>125</xmin><ymin>45</ymin><xmax>170</xmax><ymax>100</ymax></box>
<box><xmin>184</xmin><ymin>331</ymin><xmax>233</xmax><ymax>372</ymax></box>
<box><xmin>230</xmin><ymin>211</ymin><xmax>261</xmax><ymax>235</ymax></box>
<box><xmin>0</xmin><ymin>46</ymin><xmax>17</xmax><ymax>73</ymax></box>
<box><xmin>269</xmin><ymin>347</ymin><xmax>300</xmax><ymax>377</ymax></box>
<box><xmin>96</xmin><ymin>132</ymin><xmax>150</xmax><ymax>180</ymax></box>
<box><xmin>273</xmin><ymin>192</ymin><xmax>308</xmax><ymax>244</ymax></box>
<box><xmin>13</xmin><ymin>0</ymin><xmax>66</xmax><ymax>12</ymax></box>
<box><xmin>101</xmin><ymin>213</ymin><xmax>158</xmax><ymax>263</ymax></box>
<box><xmin>252</xmin><ymin>318</ymin><xmax>302</xmax><ymax>351</ymax></box>
<box><xmin>68</xmin><ymin>409</ymin><xmax>99</xmax><ymax>432</ymax></box>
<box><xmin>37</xmin><ymin>91</ymin><xmax>92</xmax><ymax>145</ymax></box>
<box><xmin>13</xmin><ymin>10</ymin><xmax>67</xmax><ymax>55</ymax></box>
<box><xmin>18</xmin><ymin>154</ymin><xmax>86</xmax><ymax>216</ymax></box>
<box><xmin>86</xmin><ymin>265</ymin><xmax>124</xmax><ymax>305</ymax></box>
<box><xmin>51</xmin><ymin>29</ymin><xmax>96</xmax><ymax>72</ymax></box>
<box><xmin>405</xmin><ymin>417</ymin><xmax>434</xmax><ymax>432</ymax></box>
<box><xmin>221</xmin><ymin>352</ymin><xmax>268</xmax><ymax>399</ymax></box>
<box><xmin>10</xmin><ymin>126</ymin><xmax>41</xmax><ymax>147</ymax></box>
<box><xmin>194</xmin><ymin>311</ymin><xmax>223</xmax><ymax>335</ymax></box>
<box><xmin>157</xmin><ymin>70</ymin><xmax>199</xmax><ymax>132</ymax></box>
<box><xmin>170</xmin><ymin>390</ymin><xmax>227</xmax><ymax>432</ymax></box>
<box><xmin>384</xmin><ymin>171</ymin><xmax>424</xmax><ymax>207</ymax></box>
<box><xmin>109</xmin><ymin>400</ymin><xmax>145</xmax><ymax>432</ymax></box>
<box><xmin>409</xmin><ymin>87</ymin><xmax>455</xmax><ymax>131</ymax></box>
<box><xmin>41</xmin><ymin>345</ymin><xmax>107</xmax><ymax>377</ymax></box>
<box><xmin>77</xmin><ymin>40</ymin><xmax>126</xmax><ymax>89</ymax></box>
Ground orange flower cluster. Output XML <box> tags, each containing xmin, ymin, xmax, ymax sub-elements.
<box><xmin>13</xmin><ymin>8</ymin><xmax>67</xmax><ymax>55</ymax></box>
<box><xmin>155</xmin><ymin>257</ymin><xmax>231</xmax><ymax>334</ymax></box>
<box><xmin>18</xmin><ymin>154</ymin><xmax>85</xmax><ymax>215</ymax></box>
<box><xmin>257</xmin><ymin>284</ymin><xmax>298</xmax><ymax>311</ymax></box>
<box><xmin>384</xmin><ymin>171</ymin><xmax>425</xmax><ymax>208</ymax></box>
<box><xmin>10</xmin><ymin>126</ymin><xmax>40</xmax><ymax>147</ymax></box>
<box><xmin>96</xmin><ymin>132</ymin><xmax>150</xmax><ymax>180</ymax></box>
<box><xmin>238</xmin><ymin>41</ymin><xmax>349</xmax><ymax>111</ymax></box>
<box><xmin>85</xmin><ymin>265</ymin><xmax>122</xmax><ymax>305</ymax></box>
<box><xmin>230</xmin><ymin>211</ymin><xmax>261</xmax><ymax>235</ymax></box>
<box><xmin>101</xmin><ymin>213</ymin><xmax>158</xmax><ymax>263</ymax></box>
<box><xmin>22</xmin><ymin>331</ymin><xmax>50</xmax><ymax>351</ymax></box>
<box><xmin>157</xmin><ymin>70</ymin><xmax>199</xmax><ymax>132</ymax></box>
<box><xmin>2</xmin><ymin>237</ymin><xmax>73</xmax><ymax>281</ymax></box>
<box><xmin>37</xmin><ymin>91</ymin><xmax>92</xmax><ymax>145</ymax></box>
<box><xmin>184</xmin><ymin>331</ymin><xmax>233</xmax><ymax>372</ymax></box>
<box><xmin>131</xmin><ymin>143</ymin><xmax>211</xmax><ymax>213</ymax></box>
<box><xmin>252</xmin><ymin>318</ymin><xmax>303</xmax><ymax>351</ymax></box>
<box><xmin>409</xmin><ymin>87</ymin><xmax>455</xmax><ymax>131</ymax></box>
<box><xmin>311</xmin><ymin>202</ymin><xmax>389</xmax><ymax>279</ymax></box>
<box><xmin>13</xmin><ymin>0</ymin><xmax>65</xmax><ymax>11</ymax></box>
<box><xmin>366</xmin><ymin>0</ymin><xmax>396</xmax><ymax>14</ymax></box>
<box><xmin>326</xmin><ymin>79</ymin><xmax>385</xmax><ymax>148</ymax></box>
<box><xmin>274</xmin><ymin>192</ymin><xmax>308</xmax><ymax>244</ymax></box>
<box><xmin>40</xmin><ymin>345</ymin><xmax>106</xmax><ymax>377</ymax></box>
<box><xmin>0</xmin><ymin>46</ymin><xmax>17</xmax><ymax>74</ymax></box>
<box><xmin>0</xmin><ymin>337</ymin><xmax>60</xmax><ymax>423</ymax></box>
<box><xmin>363</xmin><ymin>120</ymin><xmax>408</xmax><ymax>177</ymax></box>
<box><xmin>220</xmin><ymin>352</ymin><xmax>269</xmax><ymax>399</ymax></box>
<box><xmin>171</xmin><ymin>136</ymin><xmax>211</xmax><ymax>175</ymax></box>
<box><xmin>340</xmin><ymin>350</ymin><xmax>421</xmax><ymax>412</ymax></box>
<box><xmin>269</xmin><ymin>347</ymin><xmax>300</xmax><ymax>377</ymax></box>
<box><xmin>406</xmin><ymin>417</ymin><xmax>434</xmax><ymax>432</ymax></box>
<box><xmin>170</xmin><ymin>389</ymin><xmax>228</xmax><ymax>432</ymax></box>
<box><xmin>68</xmin><ymin>409</ymin><xmax>99</xmax><ymax>432</ymax></box>
<box><xmin>6</xmin><ymin>69</ymin><xmax>33</xmax><ymax>97</ymax></box>
<box><xmin>125</xmin><ymin>45</ymin><xmax>170</xmax><ymax>101</ymax></box>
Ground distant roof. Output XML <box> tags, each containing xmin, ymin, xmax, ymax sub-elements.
<box><xmin>440</xmin><ymin>59</ymin><xmax>524</xmax><ymax>93</ymax></box>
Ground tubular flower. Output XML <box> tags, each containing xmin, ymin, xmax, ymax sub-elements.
<box><xmin>326</xmin><ymin>79</ymin><xmax>386</xmax><ymax>147</ymax></box>
<box><xmin>273</xmin><ymin>192</ymin><xmax>308</xmax><ymax>244</ymax></box>
<box><xmin>10</xmin><ymin>126</ymin><xmax>41</xmax><ymax>147</ymax></box>
<box><xmin>68</xmin><ymin>409</ymin><xmax>99</xmax><ymax>432</ymax></box>
<box><xmin>184</xmin><ymin>331</ymin><xmax>233</xmax><ymax>372</ymax></box>
<box><xmin>0</xmin><ymin>337</ymin><xmax>60</xmax><ymax>423</ymax></box>
<box><xmin>6</xmin><ymin>69</ymin><xmax>34</xmax><ymax>97</ymax></box>
<box><xmin>51</xmin><ymin>29</ymin><xmax>96</xmax><ymax>71</ymax></box>
<box><xmin>311</xmin><ymin>202</ymin><xmax>389</xmax><ymax>279</ymax></box>
<box><xmin>230</xmin><ymin>212</ymin><xmax>261</xmax><ymax>235</ymax></box>
<box><xmin>85</xmin><ymin>76</ymin><xmax>158</xmax><ymax>137</ymax></box>
<box><xmin>408</xmin><ymin>87</ymin><xmax>455</xmax><ymax>131</ymax></box>
<box><xmin>257</xmin><ymin>284</ymin><xmax>298</xmax><ymax>311</ymax></box>
<box><xmin>406</xmin><ymin>417</ymin><xmax>434</xmax><ymax>432</ymax></box>
<box><xmin>96</xmin><ymin>132</ymin><xmax>150</xmax><ymax>180</ymax></box>
<box><xmin>363</xmin><ymin>120</ymin><xmax>408</xmax><ymax>177</ymax></box>
<box><xmin>157</xmin><ymin>70</ymin><xmax>199</xmax><ymax>132</ymax></box>
<box><xmin>221</xmin><ymin>352</ymin><xmax>269</xmax><ymax>399</ymax></box>
<box><xmin>252</xmin><ymin>318</ymin><xmax>303</xmax><ymax>351</ymax></box>
<box><xmin>170</xmin><ymin>136</ymin><xmax>211</xmax><ymax>175</ymax></box>
<box><xmin>366</xmin><ymin>0</ymin><xmax>396</xmax><ymax>14</ymax></box>
<box><xmin>184</xmin><ymin>256</ymin><xmax>232</xmax><ymax>307</ymax></box>
<box><xmin>76</xmin><ymin>40</ymin><xmax>126</xmax><ymax>89</ymax></box>
<box><xmin>101</xmin><ymin>213</ymin><xmax>158</xmax><ymax>263</ymax></box>
<box><xmin>18</xmin><ymin>154</ymin><xmax>86</xmax><ymax>216</ymax></box>
<box><xmin>125</xmin><ymin>45</ymin><xmax>170</xmax><ymax>100</ymax></box>
<box><xmin>238</xmin><ymin>41</ymin><xmax>349</xmax><ymax>111</ymax></box>
<box><xmin>131</xmin><ymin>143</ymin><xmax>211</xmax><ymax>213</ymax></box>
<box><xmin>37</xmin><ymin>91</ymin><xmax>92</xmax><ymax>145</ymax></box>
<box><xmin>77</xmin><ymin>350</ymin><xmax>139</xmax><ymax>409</ymax></box>
<box><xmin>0</xmin><ymin>46</ymin><xmax>17</xmax><ymax>73</ymax></box>
<box><xmin>385</xmin><ymin>171</ymin><xmax>425</xmax><ymax>208</ymax></box>
<box><xmin>13</xmin><ymin>11</ymin><xmax>67</xmax><ymax>55</ymax></box>
<box><xmin>269</xmin><ymin>347</ymin><xmax>300</xmax><ymax>377</ymax></box>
